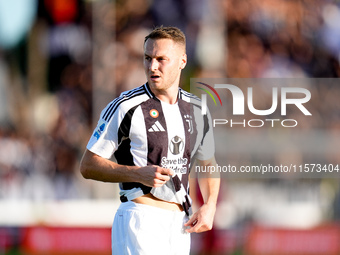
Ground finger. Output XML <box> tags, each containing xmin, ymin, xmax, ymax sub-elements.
<box><xmin>155</xmin><ymin>172</ymin><xmax>170</xmax><ymax>182</ymax></box>
<box><xmin>159</xmin><ymin>167</ymin><xmax>174</xmax><ymax>176</ymax></box>
<box><xmin>153</xmin><ymin>178</ymin><xmax>167</xmax><ymax>187</ymax></box>
<box><xmin>184</xmin><ymin>215</ymin><xmax>198</xmax><ymax>226</ymax></box>
<box><xmin>186</xmin><ymin>221</ymin><xmax>202</xmax><ymax>233</ymax></box>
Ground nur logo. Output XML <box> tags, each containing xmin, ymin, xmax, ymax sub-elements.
<box><xmin>196</xmin><ymin>82</ymin><xmax>312</xmax><ymax>117</ymax></box>
<box><xmin>196</xmin><ymin>82</ymin><xmax>222</xmax><ymax>115</ymax></box>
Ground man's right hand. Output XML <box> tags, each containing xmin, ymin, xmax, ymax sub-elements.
<box><xmin>137</xmin><ymin>166</ymin><xmax>174</xmax><ymax>187</ymax></box>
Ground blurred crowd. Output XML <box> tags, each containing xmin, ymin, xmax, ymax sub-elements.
<box><xmin>0</xmin><ymin>0</ymin><xmax>340</xmax><ymax>207</ymax></box>
<box><xmin>225</xmin><ymin>0</ymin><xmax>340</xmax><ymax>78</ymax></box>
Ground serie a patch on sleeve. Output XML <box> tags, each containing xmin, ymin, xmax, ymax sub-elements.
<box><xmin>93</xmin><ymin>119</ymin><xmax>107</xmax><ymax>140</ymax></box>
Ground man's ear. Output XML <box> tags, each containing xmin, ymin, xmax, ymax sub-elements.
<box><xmin>180</xmin><ymin>54</ymin><xmax>187</xmax><ymax>69</ymax></box>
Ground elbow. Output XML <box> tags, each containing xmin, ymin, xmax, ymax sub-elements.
<box><xmin>79</xmin><ymin>164</ymin><xmax>89</xmax><ymax>179</ymax></box>
<box><xmin>79</xmin><ymin>158</ymin><xmax>92</xmax><ymax>179</ymax></box>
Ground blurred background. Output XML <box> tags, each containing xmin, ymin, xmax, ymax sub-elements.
<box><xmin>0</xmin><ymin>0</ymin><xmax>340</xmax><ymax>254</ymax></box>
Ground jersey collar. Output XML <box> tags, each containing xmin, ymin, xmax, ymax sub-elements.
<box><xmin>144</xmin><ymin>82</ymin><xmax>181</xmax><ymax>102</ymax></box>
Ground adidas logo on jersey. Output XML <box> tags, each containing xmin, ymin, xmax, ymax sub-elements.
<box><xmin>148</xmin><ymin>121</ymin><xmax>165</xmax><ymax>132</ymax></box>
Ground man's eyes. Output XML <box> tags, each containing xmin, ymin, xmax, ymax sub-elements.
<box><xmin>144</xmin><ymin>56</ymin><xmax>168</xmax><ymax>62</ymax></box>
<box><xmin>144</xmin><ymin>56</ymin><xmax>168</xmax><ymax>61</ymax></box>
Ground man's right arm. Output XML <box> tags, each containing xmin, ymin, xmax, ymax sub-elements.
<box><xmin>80</xmin><ymin>149</ymin><xmax>173</xmax><ymax>188</ymax></box>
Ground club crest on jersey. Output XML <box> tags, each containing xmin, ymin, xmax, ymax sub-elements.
<box><xmin>184</xmin><ymin>114</ymin><xmax>193</xmax><ymax>134</ymax></box>
<box><xmin>169</xmin><ymin>136</ymin><xmax>184</xmax><ymax>155</ymax></box>
<box><xmin>149</xmin><ymin>109</ymin><xmax>159</xmax><ymax>118</ymax></box>
<box><xmin>93</xmin><ymin>120</ymin><xmax>106</xmax><ymax>140</ymax></box>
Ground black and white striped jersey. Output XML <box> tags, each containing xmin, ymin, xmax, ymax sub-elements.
<box><xmin>87</xmin><ymin>83</ymin><xmax>215</xmax><ymax>215</ymax></box>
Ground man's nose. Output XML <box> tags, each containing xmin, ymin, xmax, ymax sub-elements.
<box><xmin>150</xmin><ymin>59</ymin><xmax>159</xmax><ymax>71</ymax></box>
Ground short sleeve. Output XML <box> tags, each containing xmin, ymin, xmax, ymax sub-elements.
<box><xmin>86</xmin><ymin>101</ymin><xmax>122</xmax><ymax>159</ymax></box>
<box><xmin>193</xmin><ymin>106</ymin><xmax>215</xmax><ymax>161</ymax></box>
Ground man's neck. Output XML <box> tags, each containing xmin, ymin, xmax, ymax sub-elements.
<box><xmin>152</xmin><ymin>85</ymin><xmax>179</xmax><ymax>104</ymax></box>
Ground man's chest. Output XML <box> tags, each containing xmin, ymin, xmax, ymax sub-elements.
<box><xmin>129</xmin><ymin>99</ymin><xmax>193</xmax><ymax>169</ymax></box>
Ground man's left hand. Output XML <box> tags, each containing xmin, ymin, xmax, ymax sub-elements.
<box><xmin>184</xmin><ymin>203</ymin><xmax>216</xmax><ymax>233</ymax></box>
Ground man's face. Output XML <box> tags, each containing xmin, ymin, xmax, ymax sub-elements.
<box><xmin>144</xmin><ymin>38</ymin><xmax>187</xmax><ymax>93</ymax></box>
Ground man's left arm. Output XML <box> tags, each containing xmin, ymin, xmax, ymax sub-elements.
<box><xmin>184</xmin><ymin>157</ymin><xmax>220</xmax><ymax>233</ymax></box>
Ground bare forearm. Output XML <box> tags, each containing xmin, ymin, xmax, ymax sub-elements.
<box><xmin>185</xmin><ymin>157</ymin><xmax>220</xmax><ymax>233</ymax></box>
<box><xmin>80</xmin><ymin>149</ymin><xmax>138</xmax><ymax>183</ymax></box>
<box><xmin>197</xmin><ymin>157</ymin><xmax>220</xmax><ymax>206</ymax></box>
<box><xmin>80</xmin><ymin>149</ymin><xmax>173</xmax><ymax>187</ymax></box>
<box><xmin>198</xmin><ymin>177</ymin><xmax>220</xmax><ymax>206</ymax></box>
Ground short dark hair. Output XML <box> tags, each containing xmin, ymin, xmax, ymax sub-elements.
<box><xmin>144</xmin><ymin>26</ymin><xmax>186</xmax><ymax>49</ymax></box>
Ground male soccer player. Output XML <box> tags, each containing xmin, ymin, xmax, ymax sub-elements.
<box><xmin>80</xmin><ymin>26</ymin><xmax>220</xmax><ymax>254</ymax></box>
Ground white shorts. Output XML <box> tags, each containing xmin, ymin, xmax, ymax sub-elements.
<box><xmin>111</xmin><ymin>201</ymin><xmax>191</xmax><ymax>255</ymax></box>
